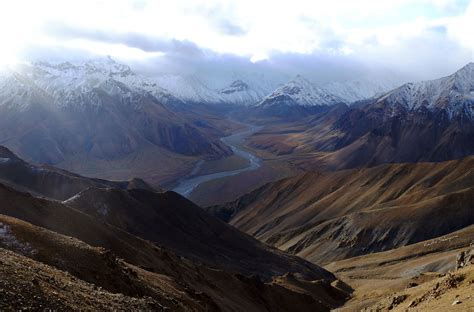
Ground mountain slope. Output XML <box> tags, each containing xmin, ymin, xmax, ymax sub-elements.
<box><xmin>208</xmin><ymin>157</ymin><xmax>474</xmax><ymax>264</ymax></box>
<box><xmin>64</xmin><ymin>186</ymin><xmax>334</xmax><ymax>279</ymax></box>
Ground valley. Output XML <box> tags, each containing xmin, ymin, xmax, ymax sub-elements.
<box><xmin>0</xmin><ymin>51</ymin><xmax>473</xmax><ymax>311</ymax></box>
<box><xmin>173</xmin><ymin>122</ymin><xmax>263</xmax><ymax>197</ymax></box>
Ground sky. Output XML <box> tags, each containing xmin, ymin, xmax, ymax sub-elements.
<box><xmin>0</xmin><ymin>0</ymin><xmax>472</xmax><ymax>83</ymax></box>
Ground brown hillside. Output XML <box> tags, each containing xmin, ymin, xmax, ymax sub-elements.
<box><xmin>209</xmin><ymin>157</ymin><xmax>474</xmax><ymax>264</ymax></box>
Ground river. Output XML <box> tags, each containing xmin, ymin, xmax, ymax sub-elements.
<box><xmin>172</xmin><ymin>124</ymin><xmax>262</xmax><ymax>197</ymax></box>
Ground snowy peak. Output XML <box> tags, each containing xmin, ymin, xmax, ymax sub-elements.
<box><xmin>29</xmin><ymin>56</ymin><xmax>135</xmax><ymax>81</ymax></box>
<box><xmin>153</xmin><ymin>74</ymin><xmax>274</xmax><ymax>106</ymax></box>
<box><xmin>258</xmin><ymin>75</ymin><xmax>345</xmax><ymax>107</ymax></box>
<box><xmin>376</xmin><ymin>63</ymin><xmax>474</xmax><ymax>119</ymax></box>
<box><xmin>83</xmin><ymin>56</ymin><xmax>135</xmax><ymax>77</ymax></box>
<box><xmin>2</xmin><ymin>57</ymin><xmax>183</xmax><ymax>109</ymax></box>
<box><xmin>452</xmin><ymin>62</ymin><xmax>474</xmax><ymax>92</ymax></box>
<box><xmin>19</xmin><ymin>57</ymin><xmax>136</xmax><ymax>95</ymax></box>
<box><xmin>323</xmin><ymin>78</ymin><xmax>401</xmax><ymax>103</ymax></box>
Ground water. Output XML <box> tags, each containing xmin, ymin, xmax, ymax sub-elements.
<box><xmin>172</xmin><ymin>124</ymin><xmax>262</xmax><ymax>197</ymax></box>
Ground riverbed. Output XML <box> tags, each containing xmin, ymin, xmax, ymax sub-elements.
<box><xmin>172</xmin><ymin>124</ymin><xmax>262</xmax><ymax>197</ymax></box>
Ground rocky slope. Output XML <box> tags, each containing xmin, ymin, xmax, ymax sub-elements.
<box><xmin>208</xmin><ymin>157</ymin><xmax>474</xmax><ymax>264</ymax></box>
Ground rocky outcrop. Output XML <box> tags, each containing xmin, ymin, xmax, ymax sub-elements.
<box><xmin>456</xmin><ymin>245</ymin><xmax>474</xmax><ymax>270</ymax></box>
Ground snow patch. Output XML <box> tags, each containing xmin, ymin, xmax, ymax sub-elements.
<box><xmin>0</xmin><ymin>157</ymin><xmax>11</xmax><ymax>164</ymax></box>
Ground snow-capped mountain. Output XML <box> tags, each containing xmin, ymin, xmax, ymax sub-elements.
<box><xmin>218</xmin><ymin>79</ymin><xmax>273</xmax><ymax>105</ymax></box>
<box><xmin>152</xmin><ymin>74</ymin><xmax>220</xmax><ymax>105</ymax></box>
<box><xmin>255</xmin><ymin>63</ymin><xmax>474</xmax><ymax>169</ymax></box>
<box><xmin>316</xmin><ymin>63</ymin><xmax>474</xmax><ymax>166</ymax></box>
<box><xmin>152</xmin><ymin>73</ymin><xmax>279</xmax><ymax>106</ymax></box>
<box><xmin>323</xmin><ymin>78</ymin><xmax>400</xmax><ymax>103</ymax></box>
<box><xmin>249</xmin><ymin>75</ymin><xmax>346</xmax><ymax>119</ymax></box>
<box><xmin>375</xmin><ymin>62</ymin><xmax>474</xmax><ymax>119</ymax></box>
<box><xmin>0</xmin><ymin>57</ymin><xmax>231</xmax><ymax>167</ymax></box>
<box><xmin>15</xmin><ymin>57</ymin><xmax>184</xmax><ymax>109</ymax></box>
<box><xmin>257</xmin><ymin>75</ymin><xmax>346</xmax><ymax>108</ymax></box>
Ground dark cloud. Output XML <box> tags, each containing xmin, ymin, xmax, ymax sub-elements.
<box><xmin>189</xmin><ymin>4</ymin><xmax>248</xmax><ymax>36</ymax></box>
<box><xmin>43</xmin><ymin>22</ymin><xmax>204</xmax><ymax>57</ymax></box>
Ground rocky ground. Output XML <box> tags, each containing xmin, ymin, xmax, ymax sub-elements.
<box><xmin>0</xmin><ymin>248</ymin><xmax>167</xmax><ymax>311</ymax></box>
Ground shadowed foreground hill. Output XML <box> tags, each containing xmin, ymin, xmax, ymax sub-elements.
<box><xmin>0</xmin><ymin>144</ymin><xmax>331</xmax><ymax>280</ymax></box>
<box><xmin>64</xmin><ymin>187</ymin><xmax>330</xmax><ymax>278</ymax></box>
<box><xmin>0</xmin><ymin>146</ymin><xmax>348</xmax><ymax>310</ymax></box>
<box><xmin>0</xmin><ymin>213</ymin><xmax>348</xmax><ymax>311</ymax></box>
<box><xmin>208</xmin><ymin>157</ymin><xmax>474</xmax><ymax>264</ymax></box>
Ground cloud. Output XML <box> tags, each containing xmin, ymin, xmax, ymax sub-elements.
<box><xmin>194</xmin><ymin>4</ymin><xmax>248</xmax><ymax>36</ymax></box>
<box><xmin>0</xmin><ymin>0</ymin><xmax>472</xmax><ymax>82</ymax></box>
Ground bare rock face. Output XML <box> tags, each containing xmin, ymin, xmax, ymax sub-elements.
<box><xmin>220</xmin><ymin>80</ymin><xmax>249</xmax><ymax>94</ymax></box>
<box><xmin>456</xmin><ymin>245</ymin><xmax>474</xmax><ymax>269</ymax></box>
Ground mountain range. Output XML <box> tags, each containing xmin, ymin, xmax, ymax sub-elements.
<box><xmin>248</xmin><ymin>63</ymin><xmax>474</xmax><ymax>170</ymax></box>
<box><xmin>0</xmin><ymin>57</ymin><xmax>473</xmax><ymax>311</ymax></box>
<box><xmin>0</xmin><ymin>57</ymin><xmax>404</xmax><ymax>188</ymax></box>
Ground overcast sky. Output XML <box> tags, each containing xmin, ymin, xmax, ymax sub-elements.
<box><xmin>0</xmin><ymin>0</ymin><xmax>472</xmax><ymax>82</ymax></box>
